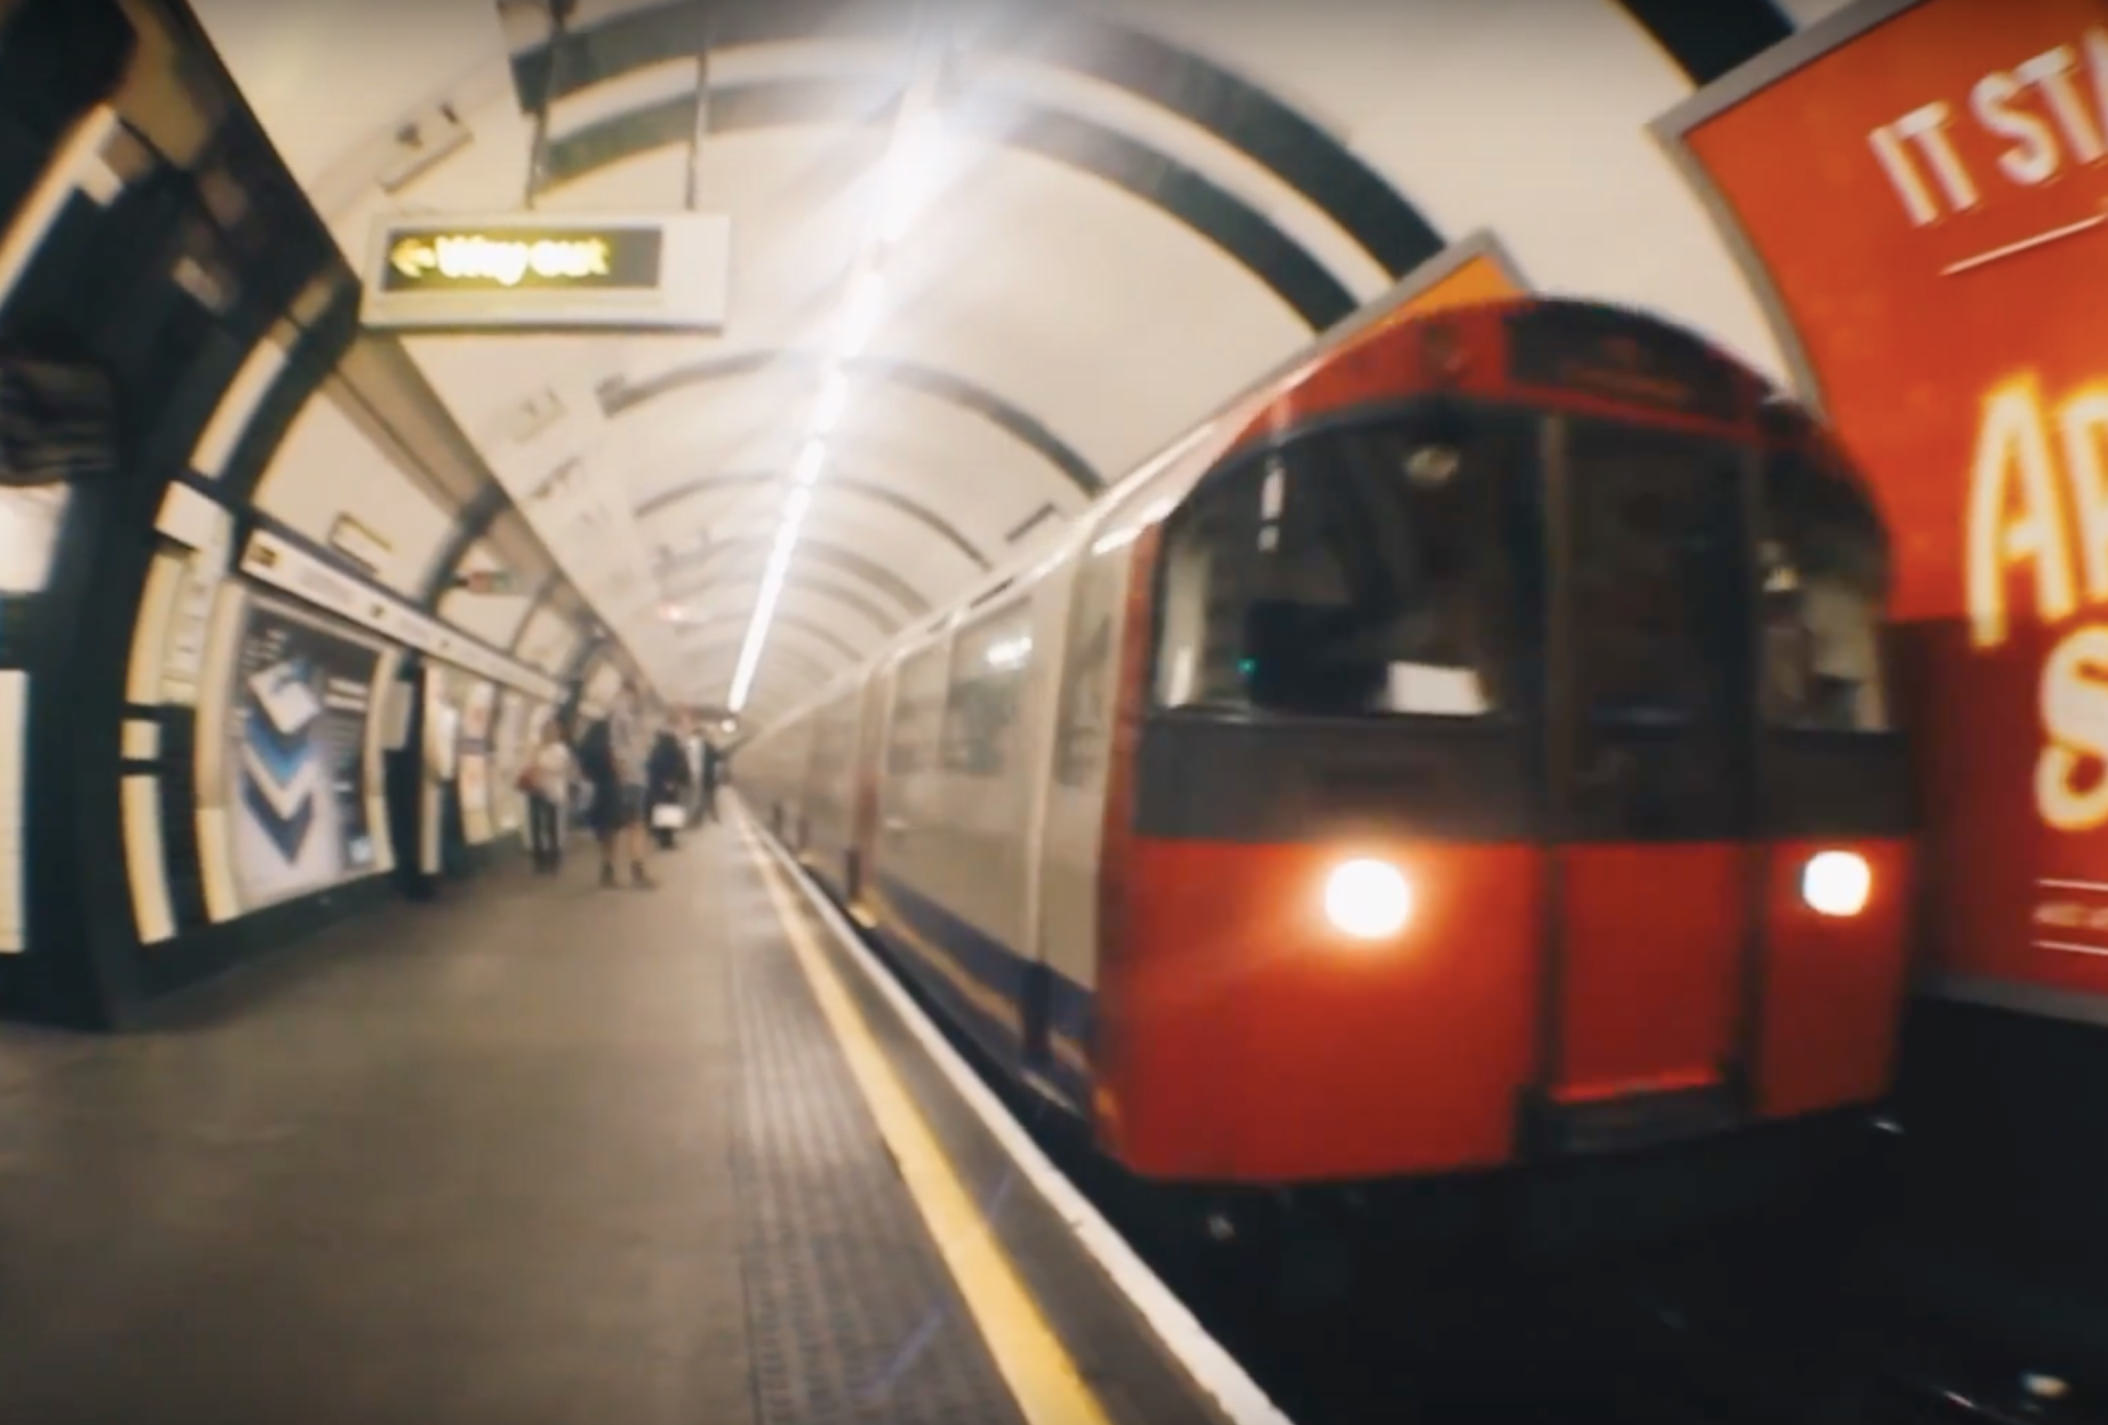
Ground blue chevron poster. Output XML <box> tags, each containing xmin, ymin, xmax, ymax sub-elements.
<box><xmin>227</xmin><ymin>600</ymin><xmax>382</xmax><ymax>908</ymax></box>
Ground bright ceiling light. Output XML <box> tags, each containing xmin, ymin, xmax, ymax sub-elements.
<box><xmin>876</xmin><ymin>111</ymin><xmax>953</xmax><ymax>245</ymax></box>
<box><xmin>812</xmin><ymin>371</ymin><xmax>848</xmax><ymax>436</ymax></box>
<box><xmin>792</xmin><ymin>438</ymin><xmax>826</xmax><ymax>486</ymax></box>
<box><xmin>727</xmin><ymin>532</ymin><xmax>798</xmax><ymax>712</ymax></box>
<box><xmin>837</xmin><ymin>271</ymin><xmax>886</xmax><ymax>357</ymax></box>
<box><xmin>725</xmin><ymin>57</ymin><xmax>949</xmax><ymax>718</ymax></box>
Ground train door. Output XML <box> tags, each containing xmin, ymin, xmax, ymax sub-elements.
<box><xmin>846</xmin><ymin>669</ymin><xmax>890</xmax><ymax>904</ymax></box>
<box><xmin>1029</xmin><ymin>533</ymin><xmax>1129</xmax><ymax>1110</ymax></box>
<box><xmin>1535</xmin><ymin>414</ymin><xmax>1757</xmax><ymax>1149</ymax></box>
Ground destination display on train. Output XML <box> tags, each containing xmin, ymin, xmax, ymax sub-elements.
<box><xmin>1505</xmin><ymin>302</ymin><xmax>1742</xmax><ymax>421</ymax></box>
<box><xmin>1658</xmin><ymin>0</ymin><xmax>2108</xmax><ymax>1006</ymax></box>
<box><xmin>362</xmin><ymin>211</ymin><xmax>731</xmax><ymax>333</ymax></box>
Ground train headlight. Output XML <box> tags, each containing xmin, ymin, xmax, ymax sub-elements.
<box><xmin>1802</xmin><ymin>851</ymin><xmax>1871</xmax><ymax>918</ymax></box>
<box><xmin>1323</xmin><ymin>858</ymin><xmax>1413</xmax><ymax>940</ymax></box>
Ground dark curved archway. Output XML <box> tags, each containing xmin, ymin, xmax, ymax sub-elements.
<box><xmin>510</xmin><ymin>0</ymin><xmax>1442</xmax><ymax>278</ymax></box>
<box><xmin>639</xmin><ymin>467</ymin><xmax>990</xmax><ymax>570</ymax></box>
<box><xmin>543</xmin><ymin>78</ymin><xmax>1357</xmax><ymax>329</ymax></box>
<box><xmin>603</xmin><ymin>348</ymin><xmax>1103</xmax><ymax>497</ymax></box>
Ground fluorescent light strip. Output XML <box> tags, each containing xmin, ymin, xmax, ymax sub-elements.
<box><xmin>726</xmin><ymin>36</ymin><xmax>953</xmax><ymax>712</ymax></box>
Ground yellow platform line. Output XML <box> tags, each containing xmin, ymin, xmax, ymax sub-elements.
<box><xmin>740</xmin><ymin>821</ymin><xmax>1116</xmax><ymax>1425</ymax></box>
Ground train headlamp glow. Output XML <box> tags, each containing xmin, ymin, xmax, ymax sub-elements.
<box><xmin>1323</xmin><ymin>859</ymin><xmax>1413</xmax><ymax>940</ymax></box>
<box><xmin>1802</xmin><ymin>851</ymin><xmax>1872</xmax><ymax>918</ymax></box>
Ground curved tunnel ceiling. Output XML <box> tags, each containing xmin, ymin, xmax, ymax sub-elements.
<box><xmin>193</xmin><ymin>0</ymin><xmax>1830</xmax><ymax>713</ymax></box>
<box><xmin>638</xmin><ymin>469</ymin><xmax>990</xmax><ymax>570</ymax></box>
<box><xmin>605</xmin><ymin>348</ymin><xmax>1105</xmax><ymax>497</ymax></box>
<box><xmin>508</xmin><ymin>0</ymin><xmax>1445</xmax><ymax>281</ymax></box>
<box><xmin>468</xmin><ymin>0</ymin><xmax>1435</xmax><ymax>704</ymax></box>
<box><xmin>543</xmin><ymin>79</ymin><xmax>1362</xmax><ymax>329</ymax></box>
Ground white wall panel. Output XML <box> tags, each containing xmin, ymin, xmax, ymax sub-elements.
<box><xmin>1093</xmin><ymin>0</ymin><xmax>1790</xmax><ymax>382</ymax></box>
<box><xmin>252</xmin><ymin>391</ymin><xmax>456</xmax><ymax>594</ymax></box>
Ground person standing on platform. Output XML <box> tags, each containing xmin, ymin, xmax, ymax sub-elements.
<box><xmin>698</xmin><ymin>739</ymin><xmax>722</xmax><ymax>823</ymax></box>
<box><xmin>602</xmin><ymin>678</ymin><xmax>656</xmax><ymax>891</ymax></box>
<box><xmin>646</xmin><ymin>724</ymin><xmax>692</xmax><ymax>851</ymax></box>
<box><xmin>525</xmin><ymin>718</ymin><xmax>572</xmax><ymax>874</ymax></box>
<box><xmin>681</xmin><ymin>720</ymin><xmax>706</xmax><ymax>821</ymax></box>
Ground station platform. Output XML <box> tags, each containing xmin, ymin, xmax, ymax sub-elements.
<box><xmin>0</xmin><ymin>811</ymin><xmax>1249</xmax><ymax>1425</ymax></box>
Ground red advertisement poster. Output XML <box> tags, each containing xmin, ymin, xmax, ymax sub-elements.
<box><xmin>1658</xmin><ymin>0</ymin><xmax>2108</xmax><ymax>1010</ymax></box>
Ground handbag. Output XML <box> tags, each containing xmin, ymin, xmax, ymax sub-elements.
<box><xmin>651</xmin><ymin>802</ymin><xmax>686</xmax><ymax>830</ymax></box>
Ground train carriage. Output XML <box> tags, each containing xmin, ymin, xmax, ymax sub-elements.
<box><xmin>748</xmin><ymin>290</ymin><xmax>1913</xmax><ymax>1189</ymax></box>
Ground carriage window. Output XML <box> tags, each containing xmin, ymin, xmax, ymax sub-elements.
<box><xmin>886</xmin><ymin>642</ymin><xmax>948</xmax><ymax>776</ymax></box>
<box><xmin>1154</xmin><ymin>419</ymin><xmax>1520</xmax><ymax>717</ymax></box>
<box><xmin>1055</xmin><ymin>545</ymin><xmax>1122</xmax><ymax>789</ymax></box>
<box><xmin>1760</xmin><ymin>455</ymin><xmax>1890</xmax><ymax>732</ymax></box>
<box><xmin>940</xmin><ymin>598</ymin><xmax>1033</xmax><ymax>777</ymax></box>
<box><xmin>1565</xmin><ymin>422</ymin><xmax>1744</xmax><ymax>731</ymax></box>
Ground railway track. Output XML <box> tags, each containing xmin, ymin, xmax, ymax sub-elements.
<box><xmin>826</xmin><ymin>877</ymin><xmax>2090</xmax><ymax>1425</ymax></box>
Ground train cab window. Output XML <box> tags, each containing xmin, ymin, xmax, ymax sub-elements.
<box><xmin>1564</xmin><ymin>421</ymin><xmax>1745</xmax><ymax>732</ymax></box>
<box><xmin>1759</xmin><ymin>455</ymin><xmax>1890</xmax><ymax>733</ymax></box>
<box><xmin>1154</xmin><ymin>419</ymin><xmax>1519</xmax><ymax>719</ymax></box>
<box><xmin>940</xmin><ymin>597</ymin><xmax>1033</xmax><ymax>777</ymax></box>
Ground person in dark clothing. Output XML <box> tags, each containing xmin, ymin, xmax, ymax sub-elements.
<box><xmin>646</xmin><ymin>727</ymin><xmax>692</xmax><ymax>850</ymax></box>
<box><xmin>599</xmin><ymin>680</ymin><xmax>655</xmax><ymax>889</ymax></box>
<box><xmin>697</xmin><ymin>740</ymin><xmax>722</xmax><ymax>823</ymax></box>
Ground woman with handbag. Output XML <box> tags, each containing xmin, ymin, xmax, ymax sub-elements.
<box><xmin>646</xmin><ymin>726</ymin><xmax>692</xmax><ymax>851</ymax></box>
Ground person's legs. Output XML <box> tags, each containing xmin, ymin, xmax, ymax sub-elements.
<box><xmin>623</xmin><ymin>784</ymin><xmax>655</xmax><ymax>888</ymax></box>
<box><xmin>595</xmin><ymin>779</ymin><xmax>620</xmax><ymax>887</ymax></box>
<box><xmin>527</xmin><ymin>795</ymin><xmax>546</xmax><ymax>869</ymax></box>
<box><xmin>532</xmin><ymin>795</ymin><xmax>561</xmax><ymax>871</ymax></box>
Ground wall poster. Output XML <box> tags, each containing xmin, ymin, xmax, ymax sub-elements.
<box><xmin>226</xmin><ymin>597</ymin><xmax>382</xmax><ymax>909</ymax></box>
<box><xmin>458</xmin><ymin>677</ymin><xmax>497</xmax><ymax>845</ymax></box>
<box><xmin>1658</xmin><ymin>0</ymin><xmax>2108</xmax><ymax>1014</ymax></box>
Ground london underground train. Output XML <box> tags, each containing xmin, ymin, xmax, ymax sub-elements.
<box><xmin>743</xmin><ymin>292</ymin><xmax>1913</xmax><ymax>1188</ymax></box>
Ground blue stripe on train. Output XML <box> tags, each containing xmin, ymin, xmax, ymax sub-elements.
<box><xmin>873</xmin><ymin>872</ymin><xmax>1096</xmax><ymax>1109</ymax></box>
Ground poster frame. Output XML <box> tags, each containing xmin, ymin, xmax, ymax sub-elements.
<box><xmin>1648</xmin><ymin>0</ymin><xmax>1928</xmax><ymax>416</ymax></box>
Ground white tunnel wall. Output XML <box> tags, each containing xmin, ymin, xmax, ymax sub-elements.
<box><xmin>251</xmin><ymin>391</ymin><xmax>459</xmax><ymax>595</ymax></box>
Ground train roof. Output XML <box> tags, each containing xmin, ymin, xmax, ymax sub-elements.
<box><xmin>753</xmin><ymin>285</ymin><xmax>1827</xmax><ymax>740</ymax></box>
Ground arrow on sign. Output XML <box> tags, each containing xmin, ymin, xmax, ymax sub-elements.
<box><xmin>391</xmin><ymin>238</ymin><xmax>439</xmax><ymax>278</ymax></box>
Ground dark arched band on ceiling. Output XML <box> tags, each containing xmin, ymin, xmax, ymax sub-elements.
<box><xmin>638</xmin><ymin>469</ymin><xmax>990</xmax><ymax>571</ymax></box>
<box><xmin>504</xmin><ymin>569</ymin><xmax>564</xmax><ymax>653</ymax></box>
<box><xmin>671</xmin><ymin>568</ymin><xmax>902</xmax><ymax>639</ymax></box>
<box><xmin>676</xmin><ymin>609</ymin><xmax>862</xmax><ymax>664</ymax></box>
<box><xmin>661</xmin><ymin>536</ymin><xmax>932</xmax><ymax>615</ymax></box>
<box><xmin>542</xmin><ymin>79</ymin><xmax>1352</xmax><ymax>330</ymax></box>
<box><xmin>603</xmin><ymin>348</ymin><xmax>1102</xmax><ymax>497</ymax></box>
<box><xmin>510</xmin><ymin>1</ymin><xmax>1441</xmax><ymax>280</ymax></box>
<box><xmin>417</xmin><ymin>480</ymin><xmax>511</xmax><ymax>608</ymax></box>
<box><xmin>1610</xmin><ymin>0</ymin><xmax>1792</xmax><ymax>85</ymax></box>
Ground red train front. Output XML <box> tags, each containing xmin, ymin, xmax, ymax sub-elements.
<box><xmin>1091</xmin><ymin>299</ymin><xmax>1914</xmax><ymax>1183</ymax></box>
<box><xmin>753</xmin><ymin>294</ymin><xmax>1914</xmax><ymax>1194</ymax></box>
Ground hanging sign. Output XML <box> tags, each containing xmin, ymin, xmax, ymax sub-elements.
<box><xmin>361</xmin><ymin>211</ymin><xmax>730</xmax><ymax>333</ymax></box>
